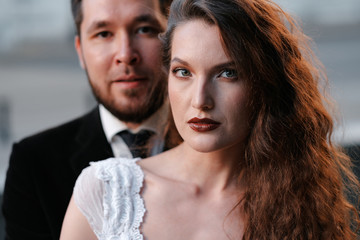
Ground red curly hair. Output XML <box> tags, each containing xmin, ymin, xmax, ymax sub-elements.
<box><xmin>162</xmin><ymin>0</ymin><xmax>359</xmax><ymax>239</ymax></box>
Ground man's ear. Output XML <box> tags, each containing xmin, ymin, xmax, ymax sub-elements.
<box><xmin>74</xmin><ymin>36</ymin><xmax>85</xmax><ymax>69</ymax></box>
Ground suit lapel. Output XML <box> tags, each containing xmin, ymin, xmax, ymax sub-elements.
<box><xmin>69</xmin><ymin>107</ymin><xmax>114</xmax><ymax>175</ymax></box>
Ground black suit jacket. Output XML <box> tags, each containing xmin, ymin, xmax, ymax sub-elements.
<box><xmin>2</xmin><ymin>107</ymin><xmax>114</xmax><ymax>239</ymax></box>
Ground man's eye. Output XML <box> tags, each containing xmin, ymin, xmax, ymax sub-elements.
<box><xmin>173</xmin><ymin>68</ymin><xmax>191</xmax><ymax>77</ymax></box>
<box><xmin>96</xmin><ymin>31</ymin><xmax>112</xmax><ymax>38</ymax></box>
<box><xmin>137</xmin><ymin>26</ymin><xmax>159</xmax><ymax>35</ymax></box>
<box><xmin>219</xmin><ymin>69</ymin><xmax>237</xmax><ymax>78</ymax></box>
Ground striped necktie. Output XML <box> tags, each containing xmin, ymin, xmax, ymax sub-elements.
<box><xmin>118</xmin><ymin>130</ymin><xmax>154</xmax><ymax>158</ymax></box>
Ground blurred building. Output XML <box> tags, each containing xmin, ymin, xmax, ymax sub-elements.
<box><xmin>0</xmin><ymin>0</ymin><xmax>359</xmax><ymax>53</ymax></box>
<box><xmin>0</xmin><ymin>0</ymin><xmax>73</xmax><ymax>52</ymax></box>
<box><xmin>276</xmin><ymin>0</ymin><xmax>360</xmax><ymax>25</ymax></box>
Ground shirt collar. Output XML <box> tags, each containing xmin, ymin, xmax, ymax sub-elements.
<box><xmin>99</xmin><ymin>101</ymin><xmax>169</xmax><ymax>143</ymax></box>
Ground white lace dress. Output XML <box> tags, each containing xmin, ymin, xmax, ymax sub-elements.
<box><xmin>74</xmin><ymin>158</ymin><xmax>146</xmax><ymax>240</ymax></box>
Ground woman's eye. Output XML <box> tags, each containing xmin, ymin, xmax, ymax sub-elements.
<box><xmin>173</xmin><ymin>68</ymin><xmax>191</xmax><ymax>77</ymax></box>
<box><xmin>96</xmin><ymin>31</ymin><xmax>112</xmax><ymax>38</ymax></box>
<box><xmin>219</xmin><ymin>69</ymin><xmax>237</xmax><ymax>78</ymax></box>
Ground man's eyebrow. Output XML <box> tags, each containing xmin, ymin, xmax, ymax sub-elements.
<box><xmin>133</xmin><ymin>14</ymin><xmax>162</xmax><ymax>27</ymax></box>
<box><xmin>86</xmin><ymin>21</ymin><xmax>112</xmax><ymax>34</ymax></box>
<box><xmin>86</xmin><ymin>14</ymin><xmax>162</xmax><ymax>35</ymax></box>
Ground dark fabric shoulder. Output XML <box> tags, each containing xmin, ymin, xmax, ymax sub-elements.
<box><xmin>1</xmin><ymin>107</ymin><xmax>113</xmax><ymax>240</ymax></box>
<box><xmin>16</xmin><ymin>109</ymin><xmax>96</xmax><ymax>148</ymax></box>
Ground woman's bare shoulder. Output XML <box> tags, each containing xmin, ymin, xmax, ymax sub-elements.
<box><xmin>138</xmin><ymin>146</ymin><xmax>191</xmax><ymax>194</ymax></box>
<box><xmin>139</xmin><ymin>146</ymin><xmax>180</xmax><ymax>177</ymax></box>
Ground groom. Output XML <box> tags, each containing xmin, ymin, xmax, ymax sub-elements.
<box><xmin>2</xmin><ymin>0</ymin><xmax>172</xmax><ymax>239</ymax></box>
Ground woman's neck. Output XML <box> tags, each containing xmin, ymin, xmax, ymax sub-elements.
<box><xmin>171</xmin><ymin>143</ymin><xmax>244</xmax><ymax>195</ymax></box>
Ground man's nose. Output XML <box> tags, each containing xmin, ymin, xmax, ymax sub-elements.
<box><xmin>114</xmin><ymin>34</ymin><xmax>140</xmax><ymax>65</ymax></box>
<box><xmin>191</xmin><ymin>77</ymin><xmax>214</xmax><ymax>111</ymax></box>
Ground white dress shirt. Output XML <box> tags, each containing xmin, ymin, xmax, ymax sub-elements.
<box><xmin>99</xmin><ymin>102</ymin><xmax>168</xmax><ymax>158</ymax></box>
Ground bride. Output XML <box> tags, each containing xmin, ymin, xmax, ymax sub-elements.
<box><xmin>60</xmin><ymin>0</ymin><xmax>359</xmax><ymax>239</ymax></box>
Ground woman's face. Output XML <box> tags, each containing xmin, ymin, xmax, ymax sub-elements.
<box><xmin>168</xmin><ymin>19</ymin><xmax>249</xmax><ymax>153</ymax></box>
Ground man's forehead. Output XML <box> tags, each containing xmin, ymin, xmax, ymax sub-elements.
<box><xmin>81</xmin><ymin>0</ymin><xmax>163</xmax><ymax>25</ymax></box>
<box><xmin>82</xmin><ymin>0</ymin><xmax>162</xmax><ymax>16</ymax></box>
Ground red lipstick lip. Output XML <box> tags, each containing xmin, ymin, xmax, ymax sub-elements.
<box><xmin>187</xmin><ymin>118</ymin><xmax>221</xmax><ymax>132</ymax></box>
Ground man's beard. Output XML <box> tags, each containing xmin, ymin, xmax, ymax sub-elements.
<box><xmin>87</xmin><ymin>72</ymin><xmax>167</xmax><ymax>124</ymax></box>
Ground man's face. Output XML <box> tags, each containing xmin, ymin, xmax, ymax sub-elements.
<box><xmin>75</xmin><ymin>0</ymin><xmax>167</xmax><ymax>126</ymax></box>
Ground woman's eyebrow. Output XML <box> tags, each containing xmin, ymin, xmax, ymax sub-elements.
<box><xmin>212</xmin><ymin>61</ymin><xmax>235</xmax><ymax>70</ymax></box>
<box><xmin>171</xmin><ymin>57</ymin><xmax>234</xmax><ymax>70</ymax></box>
<box><xmin>171</xmin><ymin>57</ymin><xmax>190</xmax><ymax>66</ymax></box>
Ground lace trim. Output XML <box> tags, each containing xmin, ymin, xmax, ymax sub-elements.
<box><xmin>93</xmin><ymin>158</ymin><xmax>146</xmax><ymax>240</ymax></box>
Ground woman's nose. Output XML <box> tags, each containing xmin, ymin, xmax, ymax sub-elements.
<box><xmin>191</xmin><ymin>78</ymin><xmax>214</xmax><ymax>111</ymax></box>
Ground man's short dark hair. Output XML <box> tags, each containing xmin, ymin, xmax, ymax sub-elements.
<box><xmin>71</xmin><ymin>0</ymin><xmax>172</xmax><ymax>36</ymax></box>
